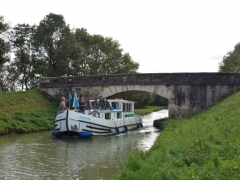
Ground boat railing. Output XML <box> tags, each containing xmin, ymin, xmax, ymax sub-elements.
<box><xmin>90</xmin><ymin>96</ymin><xmax>110</xmax><ymax>111</ymax></box>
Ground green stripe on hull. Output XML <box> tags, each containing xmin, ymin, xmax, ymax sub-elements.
<box><xmin>124</xmin><ymin>114</ymin><xmax>135</xmax><ymax>117</ymax></box>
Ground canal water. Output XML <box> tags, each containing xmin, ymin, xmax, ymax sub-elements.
<box><xmin>0</xmin><ymin>109</ymin><xmax>168</xmax><ymax>180</ymax></box>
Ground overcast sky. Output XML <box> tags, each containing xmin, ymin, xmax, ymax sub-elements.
<box><xmin>1</xmin><ymin>0</ymin><xmax>240</xmax><ymax>73</ymax></box>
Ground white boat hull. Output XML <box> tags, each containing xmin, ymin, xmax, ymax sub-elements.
<box><xmin>53</xmin><ymin>109</ymin><xmax>143</xmax><ymax>137</ymax></box>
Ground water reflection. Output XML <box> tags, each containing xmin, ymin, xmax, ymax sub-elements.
<box><xmin>0</xmin><ymin>109</ymin><xmax>168</xmax><ymax>180</ymax></box>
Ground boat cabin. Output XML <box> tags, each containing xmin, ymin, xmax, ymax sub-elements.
<box><xmin>89</xmin><ymin>98</ymin><xmax>136</xmax><ymax>121</ymax></box>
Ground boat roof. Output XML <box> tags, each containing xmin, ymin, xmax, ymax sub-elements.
<box><xmin>89</xmin><ymin>98</ymin><xmax>136</xmax><ymax>103</ymax></box>
<box><xmin>108</xmin><ymin>99</ymin><xmax>136</xmax><ymax>103</ymax></box>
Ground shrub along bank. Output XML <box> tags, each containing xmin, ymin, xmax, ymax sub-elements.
<box><xmin>0</xmin><ymin>89</ymin><xmax>58</xmax><ymax>135</ymax></box>
<box><xmin>115</xmin><ymin>91</ymin><xmax>240</xmax><ymax>179</ymax></box>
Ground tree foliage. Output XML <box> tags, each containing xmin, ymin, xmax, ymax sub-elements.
<box><xmin>219</xmin><ymin>43</ymin><xmax>240</xmax><ymax>72</ymax></box>
<box><xmin>11</xmin><ymin>24</ymin><xmax>39</xmax><ymax>90</ymax></box>
<box><xmin>0</xmin><ymin>13</ymin><xmax>139</xmax><ymax>91</ymax></box>
<box><xmin>69</xmin><ymin>28</ymin><xmax>93</xmax><ymax>75</ymax></box>
<box><xmin>34</xmin><ymin>13</ymin><xmax>74</xmax><ymax>77</ymax></box>
<box><xmin>70</xmin><ymin>28</ymin><xmax>139</xmax><ymax>75</ymax></box>
<box><xmin>0</xmin><ymin>16</ymin><xmax>10</xmax><ymax>68</ymax></box>
<box><xmin>109</xmin><ymin>91</ymin><xmax>167</xmax><ymax>108</ymax></box>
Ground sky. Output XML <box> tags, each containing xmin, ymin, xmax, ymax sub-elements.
<box><xmin>1</xmin><ymin>0</ymin><xmax>240</xmax><ymax>73</ymax></box>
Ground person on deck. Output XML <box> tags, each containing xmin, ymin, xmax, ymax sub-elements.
<box><xmin>79</xmin><ymin>97</ymin><xmax>86</xmax><ymax>114</ymax></box>
<box><xmin>57</xmin><ymin>97</ymin><xmax>66</xmax><ymax>113</ymax></box>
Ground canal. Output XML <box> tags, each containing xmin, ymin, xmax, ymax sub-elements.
<box><xmin>0</xmin><ymin>109</ymin><xmax>168</xmax><ymax>179</ymax></box>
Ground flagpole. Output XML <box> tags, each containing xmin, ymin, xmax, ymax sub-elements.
<box><xmin>74</xmin><ymin>92</ymin><xmax>76</xmax><ymax>110</ymax></box>
<box><xmin>69</xmin><ymin>91</ymin><xmax>73</xmax><ymax>110</ymax></box>
<box><xmin>69</xmin><ymin>91</ymin><xmax>70</xmax><ymax>110</ymax></box>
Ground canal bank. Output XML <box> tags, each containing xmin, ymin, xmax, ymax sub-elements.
<box><xmin>115</xmin><ymin>91</ymin><xmax>240</xmax><ymax>179</ymax></box>
<box><xmin>0</xmin><ymin>90</ymin><xmax>58</xmax><ymax>135</ymax></box>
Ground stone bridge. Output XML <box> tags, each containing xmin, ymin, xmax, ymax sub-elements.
<box><xmin>39</xmin><ymin>73</ymin><xmax>240</xmax><ymax>118</ymax></box>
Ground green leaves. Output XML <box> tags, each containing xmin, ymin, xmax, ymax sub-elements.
<box><xmin>0</xmin><ymin>16</ymin><xmax>10</xmax><ymax>68</ymax></box>
<box><xmin>1</xmin><ymin>13</ymin><xmax>139</xmax><ymax>91</ymax></box>
<box><xmin>11</xmin><ymin>23</ymin><xmax>38</xmax><ymax>90</ymax></box>
<box><xmin>69</xmin><ymin>28</ymin><xmax>139</xmax><ymax>75</ymax></box>
<box><xmin>34</xmin><ymin>13</ymin><xmax>74</xmax><ymax>77</ymax></box>
<box><xmin>219</xmin><ymin>43</ymin><xmax>240</xmax><ymax>72</ymax></box>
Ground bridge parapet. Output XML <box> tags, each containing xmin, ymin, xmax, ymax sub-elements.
<box><xmin>39</xmin><ymin>73</ymin><xmax>240</xmax><ymax>88</ymax></box>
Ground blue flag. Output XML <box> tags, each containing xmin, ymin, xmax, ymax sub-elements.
<box><xmin>72</xmin><ymin>92</ymin><xmax>79</xmax><ymax>108</ymax></box>
<box><xmin>69</xmin><ymin>92</ymin><xmax>72</xmax><ymax>100</ymax></box>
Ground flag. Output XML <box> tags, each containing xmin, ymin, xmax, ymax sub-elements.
<box><xmin>72</xmin><ymin>92</ymin><xmax>79</xmax><ymax>108</ymax></box>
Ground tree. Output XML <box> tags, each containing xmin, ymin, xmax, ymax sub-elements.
<box><xmin>96</xmin><ymin>37</ymin><xmax>139</xmax><ymax>74</ymax></box>
<box><xmin>0</xmin><ymin>16</ymin><xmax>10</xmax><ymax>69</ymax></box>
<box><xmin>69</xmin><ymin>28</ymin><xmax>92</xmax><ymax>75</ymax></box>
<box><xmin>0</xmin><ymin>64</ymin><xmax>19</xmax><ymax>92</ymax></box>
<box><xmin>150</xmin><ymin>94</ymin><xmax>168</xmax><ymax>106</ymax></box>
<box><xmin>34</xmin><ymin>13</ymin><xmax>74</xmax><ymax>77</ymax></box>
<box><xmin>109</xmin><ymin>91</ymin><xmax>152</xmax><ymax>108</ymax></box>
<box><xmin>88</xmin><ymin>36</ymin><xmax>139</xmax><ymax>75</ymax></box>
<box><xmin>70</xmin><ymin>29</ymin><xmax>139</xmax><ymax>75</ymax></box>
<box><xmin>1</xmin><ymin>13</ymin><xmax>140</xmax><ymax>92</ymax></box>
<box><xmin>88</xmin><ymin>34</ymin><xmax>106</xmax><ymax>75</ymax></box>
<box><xmin>11</xmin><ymin>24</ymin><xmax>39</xmax><ymax>90</ymax></box>
<box><xmin>219</xmin><ymin>43</ymin><xmax>240</xmax><ymax>72</ymax></box>
<box><xmin>0</xmin><ymin>66</ymin><xmax>8</xmax><ymax>92</ymax></box>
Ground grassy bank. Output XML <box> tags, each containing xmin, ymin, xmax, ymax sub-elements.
<box><xmin>0</xmin><ymin>89</ymin><xmax>58</xmax><ymax>135</ymax></box>
<box><xmin>115</xmin><ymin>92</ymin><xmax>240</xmax><ymax>179</ymax></box>
<box><xmin>134</xmin><ymin>106</ymin><xmax>166</xmax><ymax>116</ymax></box>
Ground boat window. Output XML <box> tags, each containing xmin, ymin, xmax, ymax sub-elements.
<box><xmin>117</xmin><ymin>112</ymin><xmax>122</xmax><ymax>118</ymax></box>
<box><xmin>112</xmin><ymin>102</ymin><xmax>120</xmax><ymax>110</ymax></box>
<box><xmin>123</xmin><ymin>103</ymin><xmax>127</xmax><ymax>112</ymax></box>
<box><xmin>127</xmin><ymin>103</ymin><xmax>131</xmax><ymax>112</ymax></box>
<box><xmin>123</xmin><ymin>103</ymin><xmax>132</xmax><ymax>112</ymax></box>
<box><xmin>105</xmin><ymin>113</ymin><xmax>111</xmax><ymax>119</ymax></box>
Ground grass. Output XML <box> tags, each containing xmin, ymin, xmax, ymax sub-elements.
<box><xmin>115</xmin><ymin>91</ymin><xmax>240</xmax><ymax>180</ymax></box>
<box><xmin>135</xmin><ymin>106</ymin><xmax>166</xmax><ymax>116</ymax></box>
<box><xmin>0</xmin><ymin>89</ymin><xmax>58</xmax><ymax>135</ymax></box>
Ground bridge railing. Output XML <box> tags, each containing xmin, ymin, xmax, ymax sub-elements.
<box><xmin>39</xmin><ymin>73</ymin><xmax>240</xmax><ymax>88</ymax></box>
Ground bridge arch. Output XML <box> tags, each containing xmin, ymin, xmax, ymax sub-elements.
<box><xmin>99</xmin><ymin>85</ymin><xmax>173</xmax><ymax>100</ymax></box>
